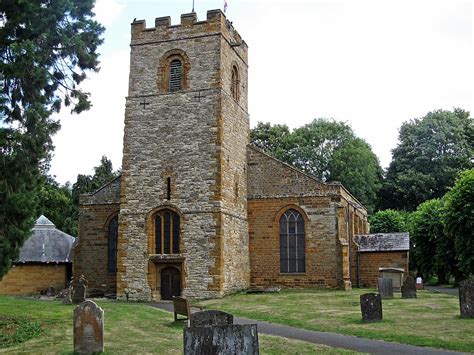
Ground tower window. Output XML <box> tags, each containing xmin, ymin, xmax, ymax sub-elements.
<box><xmin>166</xmin><ymin>177</ymin><xmax>171</xmax><ymax>200</ymax></box>
<box><xmin>155</xmin><ymin>209</ymin><xmax>180</xmax><ymax>254</ymax></box>
<box><xmin>280</xmin><ymin>209</ymin><xmax>305</xmax><ymax>273</ymax></box>
<box><xmin>231</xmin><ymin>66</ymin><xmax>239</xmax><ymax>101</ymax></box>
<box><xmin>107</xmin><ymin>215</ymin><xmax>118</xmax><ymax>273</ymax></box>
<box><xmin>169</xmin><ymin>59</ymin><xmax>182</xmax><ymax>92</ymax></box>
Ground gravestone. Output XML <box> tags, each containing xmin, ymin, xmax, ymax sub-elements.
<box><xmin>360</xmin><ymin>293</ymin><xmax>382</xmax><ymax>322</ymax></box>
<box><xmin>401</xmin><ymin>275</ymin><xmax>417</xmax><ymax>299</ymax></box>
<box><xmin>416</xmin><ymin>277</ymin><xmax>423</xmax><ymax>290</ymax></box>
<box><xmin>73</xmin><ymin>300</ymin><xmax>104</xmax><ymax>354</ymax></box>
<box><xmin>63</xmin><ymin>282</ymin><xmax>73</xmax><ymax>305</ymax></box>
<box><xmin>378</xmin><ymin>278</ymin><xmax>393</xmax><ymax>299</ymax></box>
<box><xmin>459</xmin><ymin>278</ymin><xmax>474</xmax><ymax>318</ymax></box>
<box><xmin>184</xmin><ymin>324</ymin><xmax>259</xmax><ymax>355</ymax></box>
<box><xmin>73</xmin><ymin>275</ymin><xmax>87</xmax><ymax>304</ymax></box>
<box><xmin>190</xmin><ymin>310</ymin><xmax>233</xmax><ymax>327</ymax></box>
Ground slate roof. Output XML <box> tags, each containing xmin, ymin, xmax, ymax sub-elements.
<box><xmin>17</xmin><ymin>215</ymin><xmax>75</xmax><ymax>263</ymax></box>
<box><xmin>355</xmin><ymin>233</ymin><xmax>410</xmax><ymax>252</ymax></box>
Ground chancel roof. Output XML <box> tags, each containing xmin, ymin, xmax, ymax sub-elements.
<box><xmin>17</xmin><ymin>215</ymin><xmax>75</xmax><ymax>263</ymax></box>
<box><xmin>355</xmin><ymin>233</ymin><xmax>409</xmax><ymax>252</ymax></box>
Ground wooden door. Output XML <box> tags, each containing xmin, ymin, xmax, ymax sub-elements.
<box><xmin>160</xmin><ymin>267</ymin><xmax>181</xmax><ymax>300</ymax></box>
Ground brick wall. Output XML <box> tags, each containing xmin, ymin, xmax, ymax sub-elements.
<box><xmin>358</xmin><ymin>251</ymin><xmax>409</xmax><ymax>288</ymax></box>
<box><xmin>0</xmin><ymin>264</ymin><xmax>67</xmax><ymax>295</ymax></box>
<box><xmin>75</xmin><ymin>178</ymin><xmax>120</xmax><ymax>294</ymax></box>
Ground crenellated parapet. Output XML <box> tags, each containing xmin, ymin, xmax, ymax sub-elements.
<box><xmin>130</xmin><ymin>9</ymin><xmax>248</xmax><ymax>64</ymax></box>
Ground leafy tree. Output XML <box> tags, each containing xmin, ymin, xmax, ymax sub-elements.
<box><xmin>368</xmin><ymin>209</ymin><xmax>408</xmax><ymax>233</ymax></box>
<box><xmin>0</xmin><ymin>0</ymin><xmax>104</xmax><ymax>277</ymax></box>
<box><xmin>380</xmin><ymin>109</ymin><xmax>473</xmax><ymax>211</ymax></box>
<box><xmin>444</xmin><ymin>169</ymin><xmax>474</xmax><ymax>278</ymax></box>
<box><xmin>251</xmin><ymin>119</ymin><xmax>383</xmax><ymax>213</ymax></box>
<box><xmin>410</xmin><ymin>199</ymin><xmax>454</xmax><ymax>283</ymax></box>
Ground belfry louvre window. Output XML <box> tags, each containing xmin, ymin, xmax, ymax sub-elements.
<box><xmin>155</xmin><ymin>209</ymin><xmax>180</xmax><ymax>254</ymax></box>
<box><xmin>169</xmin><ymin>59</ymin><xmax>182</xmax><ymax>92</ymax></box>
<box><xmin>280</xmin><ymin>209</ymin><xmax>305</xmax><ymax>273</ymax></box>
<box><xmin>108</xmin><ymin>215</ymin><xmax>118</xmax><ymax>273</ymax></box>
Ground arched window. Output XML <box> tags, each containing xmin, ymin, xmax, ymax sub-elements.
<box><xmin>155</xmin><ymin>209</ymin><xmax>180</xmax><ymax>254</ymax></box>
<box><xmin>280</xmin><ymin>209</ymin><xmax>305</xmax><ymax>273</ymax></box>
<box><xmin>231</xmin><ymin>66</ymin><xmax>239</xmax><ymax>101</ymax></box>
<box><xmin>169</xmin><ymin>59</ymin><xmax>182</xmax><ymax>92</ymax></box>
<box><xmin>107</xmin><ymin>215</ymin><xmax>118</xmax><ymax>273</ymax></box>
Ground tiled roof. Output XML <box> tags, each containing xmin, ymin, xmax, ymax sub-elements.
<box><xmin>17</xmin><ymin>215</ymin><xmax>75</xmax><ymax>263</ymax></box>
<box><xmin>355</xmin><ymin>233</ymin><xmax>409</xmax><ymax>252</ymax></box>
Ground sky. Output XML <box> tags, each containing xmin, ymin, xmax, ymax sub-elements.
<box><xmin>49</xmin><ymin>0</ymin><xmax>473</xmax><ymax>184</ymax></box>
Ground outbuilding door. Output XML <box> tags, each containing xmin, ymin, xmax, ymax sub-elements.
<box><xmin>160</xmin><ymin>267</ymin><xmax>181</xmax><ymax>300</ymax></box>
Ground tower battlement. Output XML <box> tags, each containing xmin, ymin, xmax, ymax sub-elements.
<box><xmin>131</xmin><ymin>9</ymin><xmax>247</xmax><ymax>63</ymax></box>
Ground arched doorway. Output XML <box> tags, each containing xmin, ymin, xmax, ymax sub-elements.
<box><xmin>160</xmin><ymin>267</ymin><xmax>181</xmax><ymax>300</ymax></box>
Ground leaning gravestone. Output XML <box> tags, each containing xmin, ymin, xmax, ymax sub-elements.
<box><xmin>74</xmin><ymin>300</ymin><xmax>104</xmax><ymax>354</ymax></box>
<box><xmin>184</xmin><ymin>324</ymin><xmax>259</xmax><ymax>355</ymax></box>
<box><xmin>401</xmin><ymin>275</ymin><xmax>417</xmax><ymax>299</ymax></box>
<box><xmin>360</xmin><ymin>293</ymin><xmax>382</xmax><ymax>322</ymax></box>
<box><xmin>73</xmin><ymin>275</ymin><xmax>87</xmax><ymax>304</ymax></box>
<box><xmin>459</xmin><ymin>277</ymin><xmax>474</xmax><ymax>318</ymax></box>
<box><xmin>378</xmin><ymin>278</ymin><xmax>393</xmax><ymax>299</ymax></box>
<box><xmin>190</xmin><ymin>310</ymin><xmax>233</xmax><ymax>327</ymax></box>
<box><xmin>62</xmin><ymin>282</ymin><xmax>73</xmax><ymax>305</ymax></box>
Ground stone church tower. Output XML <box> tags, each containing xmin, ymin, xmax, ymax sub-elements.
<box><xmin>117</xmin><ymin>10</ymin><xmax>250</xmax><ymax>300</ymax></box>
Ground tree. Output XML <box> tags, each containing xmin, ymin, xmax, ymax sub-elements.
<box><xmin>368</xmin><ymin>209</ymin><xmax>408</xmax><ymax>233</ymax></box>
<box><xmin>410</xmin><ymin>199</ymin><xmax>454</xmax><ymax>283</ymax></box>
<box><xmin>0</xmin><ymin>0</ymin><xmax>104</xmax><ymax>277</ymax></box>
<box><xmin>251</xmin><ymin>119</ymin><xmax>383</xmax><ymax>213</ymax></box>
<box><xmin>380</xmin><ymin>108</ymin><xmax>473</xmax><ymax>211</ymax></box>
<box><xmin>444</xmin><ymin>169</ymin><xmax>474</xmax><ymax>278</ymax></box>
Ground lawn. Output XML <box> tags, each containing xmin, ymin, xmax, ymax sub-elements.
<box><xmin>199</xmin><ymin>288</ymin><xmax>473</xmax><ymax>352</ymax></box>
<box><xmin>0</xmin><ymin>296</ymin><xmax>358</xmax><ymax>354</ymax></box>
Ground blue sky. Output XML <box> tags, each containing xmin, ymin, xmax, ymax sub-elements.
<box><xmin>50</xmin><ymin>0</ymin><xmax>473</xmax><ymax>184</ymax></box>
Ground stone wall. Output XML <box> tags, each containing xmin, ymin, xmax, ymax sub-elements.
<box><xmin>0</xmin><ymin>264</ymin><xmax>67</xmax><ymax>295</ymax></box>
<box><xmin>358</xmin><ymin>251</ymin><xmax>409</xmax><ymax>288</ymax></box>
<box><xmin>74</xmin><ymin>178</ymin><xmax>120</xmax><ymax>294</ymax></box>
<box><xmin>118</xmin><ymin>9</ymin><xmax>250</xmax><ymax>300</ymax></box>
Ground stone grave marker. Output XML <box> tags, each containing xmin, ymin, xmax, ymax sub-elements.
<box><xmin>401</xmin><ymin>275</ymin><xmax>417</xmax><ymax>299</ymax></box>
<box><xmin>360</xmin><ymin>293</ymin><xmax>382</xmax><ymax>322</ymax></box>
<box><xmin>190</xmin><ymin>310</ymin><xmax>233</xmax><ymax>327</ymax></box>
<box><xmin>459</xmin><ymin>277</ymin><xmax>474</xmax><ymax>318</ymax></box>
<box><xmin>184</xmin><ymin>324</ymin><xmax>259</xmax><ymax>355</ymax></box>
<box><xmin>62</xmin><ymin>282</ymin><xmax>73</xmax><ymax>305</ymax></box>
<box><xmin>378</xmin><ymin>278</ymin><xmax>393</xmax><ymax>299</ymax></box>
<box><xmin>73</xmin><ymin>300</ymin><xmax>104</xmax><ymax>354</ymax></box>
<box><xmin>73</xmin><ymin>275</ymin><xmax>87</xmax><ymax>304</ymax></box>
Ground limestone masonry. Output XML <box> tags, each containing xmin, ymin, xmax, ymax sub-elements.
<box><xmin>73</xmin><ymin>9</ymin><xmax>398</xmax><ymax>301</ymax></box>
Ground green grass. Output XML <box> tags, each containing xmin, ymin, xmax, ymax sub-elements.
<box><xmin>0</xmin><ymin>296</ymin><xmax>359</xmax><ymax>354</ymax></box>
<box><xmin>199</xmin><ymin>288</ymin><xmax>474</xmax><ymax>352</ymax></box>
<box><xmin>0</xmin><ymin>316</ymin><xmax>41</xmax><ymax>348</ymax></box>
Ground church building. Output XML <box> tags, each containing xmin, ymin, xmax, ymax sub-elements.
<box><xmin>73</xmin><ymin>9</ymin><xmax>370</xmax><ymax>301</ymax></box>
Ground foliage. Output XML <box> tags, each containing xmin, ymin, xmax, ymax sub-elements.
<box><xmin>380</xmin><ymin>109</ymin><xmax>473</xmax><ymax>211</ymax></box>
<box><xmin>368</xmin><ymin>209</ymin><xmax>408</xmax><ymax>233</ymax></box>
<box><xmin>0</xmin><ymin>0</ymin><xmax>104</xmax><ymax>277</ymax></box>
<box><xmin>0</xmin><ymin>316</ymin><xmax>42</xmax><ymax>348</ymax></box>
<box><xmin>410</xmin><ymin>199</ymin><xmax>454</xmax><ymax>283</ymax></box>
<box><xmin>444</xmin><ymin>169</ymin><xmax>474</xmax><ymax>277</ymax></box>
<box><xmin>36</xmin><ymin>177</ymin><xmax>75</xmax><ymax>236</ymax></box>
<box><xmin>251</xmin><ymin>119</ymin><xmax>383</xmax><ymax>213</ymax></box>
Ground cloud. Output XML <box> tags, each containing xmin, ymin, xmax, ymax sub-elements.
<box><xmin>94</xmin><ymin>0</ymin><xmax>125</xmax><ymax>27</ymax></box>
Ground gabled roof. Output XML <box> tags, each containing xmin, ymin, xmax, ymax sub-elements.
<box><xmin>355</xmin><ymin>233</ymin><xmax>409</xmax><ymax>252</ymax></box>
<box><xmin>17</xmin><ymin>215</ymin><xmax>75</xmax><ymax>263</ymax></box>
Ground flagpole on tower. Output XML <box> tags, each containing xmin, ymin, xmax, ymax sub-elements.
<box><xmin>192</xmin><ymin>0</ymin><xmax>194</xmax><ymax>12</ymax></box>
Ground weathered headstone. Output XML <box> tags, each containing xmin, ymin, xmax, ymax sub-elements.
<box><xmin>459</xmin><ymin>277</ymin><xmax>474</xmax><ymax>318</ymax></box>
<box><xmin>360</xmin><ymin>293</ymin><xmax>382</xmax><ymax>322</ymax></box>
<box><xmin>73</xmin><ymin>275</ymin><xmax>87</xmax><ymax>304</ymax></box>
<box><xmin>73</xmin><ymin>300</ymin><xmax>104</xmax><ymax>354</ymax></box>
<box><xmin>184</xmin><ymin>324</ymin><xmax>259</xmax><ymax>355</ymax></box>
<box><xmin>378</xmin><ymin>278</ymin><xmax>393</xmax><ymax>299</ymax></box>
<box><xmin>63</xmin><ymin>282</ymin><xmax>73</xmax><ymax>305</ymax></box>
<box><xmin>416</xmin><ymin>277</ymin><xmax>423</xmax><ymax>290</ymax></box>
<box><xmin>190</xmin><ymin>310</ymin><xmax>233</xmax><ymax>327</ymax></box>
<box><xmin>401</xmin><ymin>275</ymin><xmax>417</xmax><ymax>299</ymax></box>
